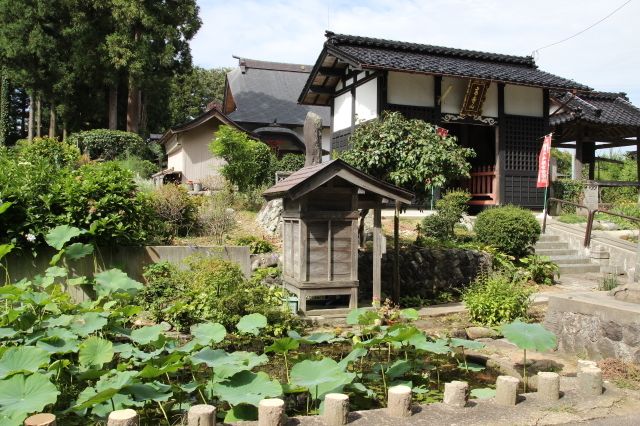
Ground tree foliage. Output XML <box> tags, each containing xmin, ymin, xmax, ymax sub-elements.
<box><xmin>169</xmin><ymin>67</ymin><xmax>229</xmax><ymax>125</ymax></box>
<box><xmin>340</xmin><ymin>111</ymin><xmax>475</xmax><ymax>201</ymax></box>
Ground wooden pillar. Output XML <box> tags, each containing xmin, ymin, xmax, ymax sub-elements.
<box><xmin>588</xmin><ymin>161</ymin><xmax>596</xmax><ymax>180</ymax></box>
<box><xmin>372</xmin><ymin>204</ymin><xmax>382</xmax><ymax>303</ymax></box>
<box><xmin>573</xmin><ymin>126</ymin><xmax>584</xmax><ymax>179</ymax></box>
<box><xmin>392</xmin><ymin>201</ymin><xmax>400</xmax><ymax>304</ymax></box>
<box><xmin>636</xmin><ymin>128</ymin><xmax>640</xmax><ymax>182</ymax></box>
<box><xmin>497</xmin><ymin>83</ymin><xmax>505</xmax><ymax>203</ymax></box>
<box><xmin>434</xmin><ymin>75</ymin><xmax>442</xmax><ymax>122</ymax></box>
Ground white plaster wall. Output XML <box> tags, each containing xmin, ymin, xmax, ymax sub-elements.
<box><xmin>483</xmin><ymin>82</ymin><xmax>499</xmax><ymax>117</ymax></box>
<box><xmin>167</xmin><ymin>149</ymin><xmax>184</xmax><ymax>178</ymax></box>
<box><xmin>355</xmin><ymin>78</ymin><xmax>378</xmax><ymax>123</ymax></box>
<box><xmin>322</xmin><ymin>128</ymin><xmax>331</xmax><ymax>152</ymax></box>
<box><xmin>505</xmin><ymin>84</ymin><xmax>543</xmax><ymax>117</ymax></box>
<box><xmin>181</xmin><ymin>122</ymin><xmax>226</xmax><ymax>183</ymax></box>
<box><xmin>441</xmin><ymin>76</ymin><xmax>468</xmax><ymax>114</ymax></box>
<box><xmin>334</xmin><ymin>91</ymin><xmax>352</xmax><ymax>131</ymax></box>
<box><xmin>387</xmin><ymin>71</ymin><xmax>434</xmax><ymax>107</ymax></box>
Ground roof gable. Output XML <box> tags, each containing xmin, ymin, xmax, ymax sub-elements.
<box><xmin>550</xmin><ymin>91</ymin><xmax>640</xmax><ymax>128</ymax></box>
<box><xmin>158</xmin><ymin>106</ymin><xmax>252</xmax><ymax>146</ymax></box>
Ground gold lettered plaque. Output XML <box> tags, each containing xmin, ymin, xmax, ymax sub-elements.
<box><xmin>460</xmin><ymin>79</ymin><xmax>490</xmax><ymax>117</ymax></box>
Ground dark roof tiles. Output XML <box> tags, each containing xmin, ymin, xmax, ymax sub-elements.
<box><xmin>550</xmin><ymin>92</ymin><xmax>640</xmax><ymax>127</ymax></box>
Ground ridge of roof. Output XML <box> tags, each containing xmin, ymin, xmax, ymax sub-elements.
<box><xmin>325</xmin><ymin>31</ymin><xmax>537</xmax><ymax>67</ymax></box>
<box><xmin>233</xmin><ymin>56</ymin><xmax>312</xmax><ymax>73</ymax></box>
<box><xmin>579</xmin><ymin>91</ymin><xmax>629</xmax><ymax>101</ymax></box>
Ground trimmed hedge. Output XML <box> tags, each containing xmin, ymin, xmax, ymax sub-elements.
<box><xmin>474</xmin><ymin>205</ymin><xmax>540</xmax><ymax>257</ymax></box>
<box><xmin>67</xmin><ymin>129</ymin><xmax>149</xmax><ymax>161</ymax></box>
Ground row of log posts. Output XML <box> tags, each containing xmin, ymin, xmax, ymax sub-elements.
<box><xmin>22</xmin><ymin>367</ymin><xmax>606</xmax><ymax>426</ymax></box>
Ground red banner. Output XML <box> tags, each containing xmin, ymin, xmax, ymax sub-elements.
<box><xmin>536</xmin><ymin>133</ymin><xmax>552</xmax><ymax>188</ymax></box>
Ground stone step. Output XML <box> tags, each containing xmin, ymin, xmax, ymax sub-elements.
<box><xmin>538</xmin><ymin>234</ymin><xmax>560</xmax><ymax>242</ymax></box>
<box><xmin>548</xmin><ymin>256</ymin><xmax>592</xmax><ymax>265</ymax></box>
<box><xmin>535</xmin><ymin>248</ymin><xmax>578</xmax><ymax>257</ymax></box>
<box><xmin>534</xmin><ymin>241</ymin><xmax>569</xmax><ymax>250</ymax></box>
<box><xmin>558</xmin><ymin>263</ymin><xmax>601</xmax><ymax>274</ymax></box>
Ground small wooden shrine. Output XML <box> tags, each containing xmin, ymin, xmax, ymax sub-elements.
<box><xmin>263</xmin><ymin>159</ymin><xmax>413</xmax><ymax>312</ymax></box>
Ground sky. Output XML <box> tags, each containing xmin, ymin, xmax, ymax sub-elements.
<box><xmin>191</xmin><ymin>0</ymin><xmax>640</xmax><ymax>106</ymax></box>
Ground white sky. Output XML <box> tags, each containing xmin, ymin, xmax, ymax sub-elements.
<box><xmin>191</xmin><ymin>0</ymin><xmax>640</xmax><ymax>106</ymax></box>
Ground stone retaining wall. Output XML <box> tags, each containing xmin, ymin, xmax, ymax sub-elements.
<box><xmin>358</xmin><ymin>246</ymin><xmax>491</xmax><ymax>300</ymax></box>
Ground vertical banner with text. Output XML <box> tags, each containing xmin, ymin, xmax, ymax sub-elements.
<box><xmin>537</xmin><ymin>133</ymin><xmax>552</xmax><ymax>188</ymax></box>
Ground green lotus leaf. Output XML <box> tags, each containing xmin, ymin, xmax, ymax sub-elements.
<box><xmin>265</xmin><ymin>337</ymin><xmax>299</xmax><ymax>354</ymax></box>
<box><xmin>43</xmin><ymin>314</ymin><xmax>74</xmax><ymax>328</ymax></box>
<box><xmin>470</xmin><ymin>387</ymin><xmax>496</xmax><ymax>399</ymax></box>
<box><xmin>138</xmin><ymin>353</ymin><xmax>183</xmax><ymax>379</ymax></box>
<box><xmin>457</xmin><ymin>362</ymin><xmax>485</xmax><ymax>372</ymax></box>
<box><xmin>131</xmin><ymin>347</ymin><xmax>163</xmax><ymax>362</ymax></box>
<box><xmin>0</xmin><ymin>373</ymin><xmax>59</xmax><ymax>420</ymax></box>
<box><xmin>130</xmin><ymin>325</ymin><xmax>164</xmax><ymax>345</ymax></box>
<box><xmin>46</xmin><ymin>327</ymin><xmax>77</xmax><ymax>340</ymax></box>
<box><xmin>346</xmin><ymin>308</ymin><xmax>379</xmax><ymax>326</ymax></box>
<box><xmin>386</xmin><ymin>359</ymin><xmax>412</xmax><ymax>380</ymax></box>
<box><xmin>224</xmin><ymin>404</ymin><xmax>258</xmax><ymax>422</ymax></box>
<box><xmin>386</xmin><ymin>324</ymin><xmax>420</xmax><ymax>343</ymax></box>
<box><xmin>44</xmin><ymin>225</ymin><xmax>84</xmax><ymax>250</ymax></box>
<box><xmin>96</xmin><ymin>370</ymin><xmax>139</xmax><ymax>393</ymax></box>
<box><xmin>36</xmin><ymin>336</ymin><xmax>80</xmax><ymax>354</ymax></box>
<box><xmin>501</xmin><ymin>320</ymin><xmax>557</xmax><ymax>352</ymax></box>
<box><xmin>191</xmin><ymin>322</ymin><xmax>227</xmax><ymax>345</ymax></box>
<box><xmin>179</xmin><ymin>381</ymin><xmax>200</xmax><ymax>394</ymax></box>
<box><xmin>410</xmin><ymin>335</ymin><xmax>451</xmax><ymax>354</ymax></box>
<box><xmin>93</xmin><ymin>269</ymin><xmax>143</xmax><ymax>298</ymax></box>
<box><xmin>0</xmin><ymin>347</ymin><xmax>50</xmax><ymax>379</ymax></box>
<box><xmin>236</xmin><ymin>313</ymin><xmax>267</xmax><ymax>336</ymax></box>
<box><xmin>44</xmin><ymin>266</ymin><xmax>67</xmax><ymax>278</ymax></box>
<box><xmin>0</xmin><ymin>328</ymin><xmax>16</xmax><ymax>339</ymax></box>
<box><xmin>0</xmin><ymin>201</ymin><xmax>11</xmax><ymax>214</ymax></box>
<box><xmin>400</xmin><ymin>308</ymin><xmax>419</xmax><ymax>321</ymax></box>
<box><xmin>190</xmin><ymin>349</ymin><xmax>268</xmax><ymax>379</ymax></box>
<box><xmin>69</xmin><ymin>312</ymin><xmax>108</xmax><ymax>337</ymax></box>
<box><xmin>337</xmin><ymin>347</ymin><xmax>368</xmax><ymax>370</ymax></box>
<box><xmin>449</xmin><ymin>338</ymin><xmax>485</xmax><ymax>350</ymax></box>
<box><xmin>113</xmin><ymin>343</ymin><xmax>134</xmax><ymax>359</ymax></box>
<box><xmin>65</xmin><ymin>242</ymin><xmax>94</xmax><ymax>260</ymax></box>
<box><xmin>0</xmin><ymin>244</ymin><xmax>14</xmax><ymax>262</ymax></box>
<box><xmin>72</xmin><ymin>386</ymin><xmax>119</xmax><ymax>411</ymax></box>
<box><xmin>0</xmin><ymin>411</ymin><xmax>22</xmax><ymax>426</ymax></box>
<box><xmin>290</xmin><ymin>358</ymin><xmax>355</xmax><ymax>400</ymax></box>
<box><xmin>79</xmin><ymin>337</ymin><xmax>114</xmax><ymax>368</ymax></box>
<box><xmin>210</xmin><ymin>371</ymin><xmax>282</xmax><ymax>406</ymax></box>
<box><xmin>126</xmin><ymin>381</ymin><xmax>172</xmax><ymax>402</ymax></box>
<box><xmin>301</xmin><ymin>332</ymin><xmax>335</xmax><ymax>344</ymax></box>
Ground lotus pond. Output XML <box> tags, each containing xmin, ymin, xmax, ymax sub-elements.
<box><xmin>0</xmin><ymin>224</ymin><xmax>507</xmax><ymax>425</ymax></box>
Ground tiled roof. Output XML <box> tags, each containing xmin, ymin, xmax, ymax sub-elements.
<box><xmin>325</xmin><ymin>32</ymin><xmax>591</xmax><ymax>91</ymax></box>
<box><xmin>226</xmin><ymin>57</ymin><xmax>330</xmax><ymax>126</ymax></box>
<box><xmin>550</xmin><ymin>91</ymin><xmax>640</xmax><ymax>127</ymax></box>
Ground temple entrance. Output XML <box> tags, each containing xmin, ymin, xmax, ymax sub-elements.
<box><xmin>447</xmin><ymin>123</ymin><xmax>497</xmax><ymax>205</ymax></box>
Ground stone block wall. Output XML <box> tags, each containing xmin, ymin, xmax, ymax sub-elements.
<box><xmin>358</xmin><ymin>246</ymin><xmax>491</xmax><ymax>300</ymax></box>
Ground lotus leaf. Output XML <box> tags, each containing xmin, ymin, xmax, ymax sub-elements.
<box><xmin>0</xmin><ymin>328</ymin><xmax>16</xmax><ymax>339</ymax></box>
<box><xmin>65</xmin><ymin>242</ymin><xmax>94</xmax><ymax>260</ymax></box>
<box><xmin>346</xmin><ymin>308</ymin><xmax>379</xmax><ymax>326</ymax></box>
<box><xmin>210</xmin><ymin>371</ymin><xmax>282</xmax><ymax>406</ymax></box>
<box><xmin>44</xmin><ymin>225</ymin><xmax>84</xmax><ymax>250</ymax></box>
<box><xmin>386</xmin><ymin>324</ymin><xmax>421</xmax><ymax>343</ymax></box>
<box><xmin>44</xmin><ymin>314</ymin><xmax>73</xmax><ymax>328</ymax></box>
<box><xmin>190</xmin><ymin>349</ymin><xmax>268</xmax><ymax>379</ymax></box>
<box><xmin>0</xmin><ymin>347</ymin><xmax>50</xmax><ymax>379</ymax></box>
<box><xmin>470</xmin><ymin>387</ymin><xmax>496</xmax><ymax>399</ymax></box>
<box><xmin>44</xmin><ymin>266</ymin><xmax>67</xmax><ymax>278</ymax></box>
<box><xmin>290</xmin><ymin>358</ymin><xmax>355</xmax><ymax>400</ymax></box>
<box><xmin>130</xmin><ymin>325</ymin><xmax>164</xmax><ymax>345</ymax></box>
<box><xmin>337</xmin><ymin>347</ymin><xmax>368</xmax><ymax>370</ymax></box>
<box><xmin>0</xmin><ymin>244</ymin><xmax>13</xmax><ymax>262</ymax></box>
<box><xmin>501</xmin><ymin>320</ymin><xmax>557</xmax><ymax>352</ymax></box>
<box><xmin>385</xmin><ymin>359</ymin><xmax>412</xmax><ymax>380</ymax></box>
<box><xmin>400</xmin><ymin>308</ymin><xmax>419</xmax><ymax>321</ymax></box>
<box><xmin>126</xmin><ymin>381</ymin><xmax>172</xmax><ymax>402</ymax></box>
<box><xmin>93</xmin><ymin>269</ymin><xmax>144</xmax><ymax>297</ymax></box>
<box><xmin>36</xmin><ymin>336</ymin><xmax>80</xmax><ymax>354</ymax></box>
<box><xmin>191</xmin><ymin>322</ymin><xmax>227</xmax><ymax>345</ymax></box>
<box><xmin>301</xmin><ymin>332</ymin><xmax>335</xmax><ymax>344</ymax></box>
<box><xmin>0</xmin><ymin>373</ymin><xmax>59</xmax><ymax>421</ymax></box>
<box><xmin>0</xmin><ymin>201</ymin><xmax>11</xmax><ymax>214</ymax></box>
<box><xmin>224</xmin><ymin>404</ymin><xmax>259</xmax><ymax>422</ymax></box>
<box><xmin>410</xmin><ymin>335</ymin><xmax>451</xmax><ymax>354</ymax></box>
<box><xmin>69</xmin><ymin>312</ymin><xmax>108</xmax><ymax>336</ymax></box>
<box><xmin>236</xmin><ymin>313</ymin><xmax>267</xmax><ymax>335</ymax></box>
<box><xmin>265</xmin><ymin>337</ymin><xmax>299</xmax><ymax>354</ymax></box>
<box><xmin>79</xmin><ymin>337</ymin><xmax>114</xmax><ymax>368</ymax></box>
<box><xmin>46</xmin><ymin>327</ymin><xmax>77</xmax><ymax>340</ymax></box>
<box><xmin>449</xmin><ymin>338</ymin><xmax>485</xmax><ymax>350</ymax></box>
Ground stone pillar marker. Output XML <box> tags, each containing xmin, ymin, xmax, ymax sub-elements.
<box><xmin>387</xmin><ymin>385</ymin><xmax>412</xmax><ymax>417</ymax></box>
<box><xmin>303</xmin><ymin>111</ymin><xmax>323</xmax><ymax>166</ymax></box>
<box><xmin>578</xmin><ymin>366</ymin><xmax>603</xmax><ymax>396</ymax></box>
<box><xmin>107</xmin><ymin>409</ymin><xmax>139</xmax><ymax>426</ymax></box>
<box><xmin>537</xmin><ymin>372</ymin><xmax>560</xmax><ymax>401</ymax></box>
<box><xmin>443</xmin><ymin>381</ymin><xmax>469</xmax><ymax>408</ymax></box>
<box><xmin>188</xmin><ymin>404</ymin><xmax>217</xmax><ymax>426</ymax></box>
<box><xmin>324</xmin><ymin>393</ymin><xmax>349</xmax><ymax>425</ymax></box>
<box><xmin>24</xmin><ymin>413</ymin><xmax>56</xmax><ymax>426</ymax></box>
<box><xmin>495</xmin><ymin>375</ymin><xmax>519</xmax><ymax>406</ymax></box>
<box><xmin>258</xmin><ymin>398</ymin><xmax>285</xmax><ymax>426</ymax></box>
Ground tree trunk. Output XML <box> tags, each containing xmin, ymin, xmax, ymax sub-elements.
<box><xmin>28</xmin><ymin>93</ymin><xmax>34</xmax><ymax>140</ymax></box>
<box><xmin>108</xmin><ymin>84</ymin><xmax>118</xmax><ymax>129</ymax></box>
<box><xmin>49</xmin><ymin>102</ymin><xmax>56</xmax><ymax>138</ymax></box>
<box><xmin>62</xmin><ymin>123</ymin><xmax>67</xmax><ymax>141</ymax></box>
<box><xmin>36</xmin><ymin>96</ymin><xmax>41</xmax><ymax>137</ymax></box>
<box><xmin>126</xmin><ymin>76</ymin><xmax>140</xmax><ymax>133</ymax></box>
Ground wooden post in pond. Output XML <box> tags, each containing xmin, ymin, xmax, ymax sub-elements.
<box><xmin>393</xmin><ymin>200</ymin><xmax>400</xmax><ymax>303</ymax></box>
<box><xmin>303</xmin><ymin>111</ymin><xmax>323</xmax><ymax>166</ymax></box>
<box><xmin>373</xmin><ymin>203</ymin><xmax>382</xmax><ymax>303</ymax></box>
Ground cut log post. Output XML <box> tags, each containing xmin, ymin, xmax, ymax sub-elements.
<box><xmin>188</xmin><ymin>404</ymin><xmax>217</xmax><ymax>426</ymax></box>
<box><xmin>107</xmin><ymin>409</ymin><xmax>139</xmax><ymax>426</ymax></box>
<box><xmin>258</xmin><ymin>398</ymin><xmax>285</xmax><ymax>426</ymax></box>
<box><xmin>24</xmin><ymin>413</ymin><xmax>56</xmax><ymax>426</ymax></box>
<box><xmin>387</xmin><ymin>385</ymin><xmax>412</xmax><ymax>417</ymax></box>
<box><xmin>324</xmin><ymin>393</ymin><xmax>349</xmax><ymax>425</ymax></box>
<box><xmin>537</xmin><ymin>372</ymin><xmax>560</xmax><ymax>402</ymax></box>
<box><xmin>578</xmin><ymin>366</ymin><xmax>603</xmax><ymax>396</ymax></box>
<box><xmin>443</xmin><ymin>381</ymin><xmax>469</xmax><ymax>408</ymax></box>
<box><xmin>495</xmin><ymin>375</ymin><xmax>519</xmax><ymax>406</ymax></box>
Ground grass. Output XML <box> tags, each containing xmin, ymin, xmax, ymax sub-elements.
<box><xmin>557</xmin><ymin>214</ymin><xmax>587</xmax><ymax>224</ymax></box>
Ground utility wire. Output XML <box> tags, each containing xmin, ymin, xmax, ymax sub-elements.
<box><xmin>531</xmin><ymin>0</ymin><xmax>633</xmax><ymax>58</ymax></box>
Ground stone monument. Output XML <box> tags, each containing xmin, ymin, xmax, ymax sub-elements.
<box><xmin>303</xmin><ymin>111</ymin><xmax>323</xmax><ymax>166</ymax></box>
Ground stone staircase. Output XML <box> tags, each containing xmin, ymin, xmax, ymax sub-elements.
<box><xmin>535</xmin><ymin>234</ymin><xmax>601</xmax><ymax>274</ymax></box>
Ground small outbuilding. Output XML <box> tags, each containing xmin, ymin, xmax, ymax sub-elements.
<box><xmin>263</xmin><ymin>159</ymin><xmax>413</xmax><ymax>313</ymax></box>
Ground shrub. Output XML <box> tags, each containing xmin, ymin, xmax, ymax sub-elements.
<box><xmin>15</xmin><ymin>137</ymin><xmax>80</xmax><ymax>169</ymax></box>
<box><xmin>417</xmin><ymin>190</ymin><xmax>470</xmax><ymax>241</ymax></box>
<box><xmin>197</xmin><ymin>193</ymin><xmax>236</xmax><ymax>244</ymax></box>
<box><xmin>463</xmin><ymin>272</ymin><xmax>534</xmax><ymax>325</ymax></box>
<box><xmin>601</xmin><ymin>202</ymin><xmax>640</xmax><ymax>230</ymax></box>
<box><xmin>235</xmin><ymin>235</ymin><xmax>274</xmax><ymax>254</ymax></box>
<box><xmin>67</xmin><ymin>129</ymin><xmax>155</xmax><ymax>161</ymax></box>
<box><xmin>552</xmin><ymin>179</ymin><xmax>583</xmax><ymax>213</ymax></box>
<box><xmin>474</xmin><ymin>205</ymin><xmax>540</xmax><ymax>257</ymax></box>
<box><xmin>150</xmin><ymin>184</ymin><xmax>199</xmax><ymax>240</ymax></box>
<box><xmin>276</xmin><ymin>153</ymin><xmax>305</xmax><ymax>172</ymax></box>
<box><xmin>114</xmin><ymin>155</ymin><xmax>159</xmax><ymax>179</ymax></box>
<box><xmin>139</xmin><ymin>256</ymin><xmax>297</xmax><ymax>333</ymax></box>
<box><xmin>519</xmin><ymin>255</ymin><xmax>559</xmax><ymax>285</ymax></box>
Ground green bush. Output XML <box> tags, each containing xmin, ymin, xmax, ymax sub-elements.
<box><xmin>519</xmin><ymin>255</ymin><xmax>559</xmax><ymax>285</ymax></box>
<box><xmin>276</xmin><ymin>153</ymin><xmax>305</xmax><ymax>172</ymax></box>
<box><xmin>234</xmin><ymin>235</ymin><xmax>275</xmax><ymax>254</ymax></box>
<box><xmin>114</xmin><ymin>155</ymin><xmax>159</xmax><ymax>179</ymax></box>
<box><xmin>552</xmin><ymin>179</ymin><xmax>583</xmax><ymax>213</ymax></box>
<box><xmin>474</xmin><ymin>205</ymin><xmax>540</xmax><ymax>257</ymax></box>
<box><xmin>139</xmin><ymin>256</ymin><xmax>297</xmax><ymax>334</ymax></box>
<box><xmin>15</xmin><ymin>137</ymin><xmax>80</xmax><ymax>169</ymax></box>
<box><xmin>463</xmin><ymin>272</ymin><xmax>534</xmax><ymax>325</ymax></box>
<box><xmin>67</xmin><ymin>129</ymin><xmax>156</xmax><ymax>161</ymax></box>
<box><xmin>600</xmin><ymin>202</ymin><xmax>640</xmax><ymax>230</ymax></box>
<box><xmin>150</xmin><ymin>184</ymin><xmax>200</xmax><ymax>241</ymax></box>
<box><xmin>417</xmin><ymin>190</ymin><xmax>470</xmax><ymax>241</ymax></box>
